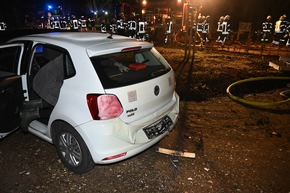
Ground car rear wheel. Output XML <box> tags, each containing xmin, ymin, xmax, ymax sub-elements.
<box><xmin>51</xmin><ymin>121</ymin><xmax>95</xmax><ymax>174</ymax></box>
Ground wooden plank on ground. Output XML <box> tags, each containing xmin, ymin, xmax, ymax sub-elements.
<box><xmin>156</xmin><ymin>147</ymin><xmax>196</xmax><ymax>158</ymax></box>
<box><xmin>269</xmin><ymin>60</ymin><xmax>290</xmax><ymax>72</ymax></box>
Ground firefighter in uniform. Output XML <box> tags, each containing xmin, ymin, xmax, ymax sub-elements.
<box><xmin>280</xmin><ymin>15</ymin><xmax>288</xmax><ymax>44</ymax></box>
<box><xmin>273</xmin><ymin>15</ymin><xmax>287</xmax><ymax>45</ymax></box>
<box><xmin>220</xmin><ymin>15</ymin><xmax>230</xmax><ymax>46</ymax></box>
<box><xmin>117</xmin><ymin>18</ymin><xmax>126</xmax><ymax>35</ymax></box>
<box><xmin>216</xmin><ymin>16</ymin><xmax>224</xmax><ymax>42</ymax></box>
<box><xmin>110</xmin><ymin>18</ymin><xmax>117</xmax><ymax>34</ymax></box>
<box><xmin>165</xmin><ymin>16</ymin><xmax>173</xmax><ymax>43</ymax></box>
<box><xmin>284</xmin><ymin>16</ymin><xmax>290</xmax><ymax>46</ymax></box>
<box><xmin>196</xmin><ymin>14</ymin><xmax>203</xmax><ymax>42</ymax></box>
<box><xmin>128</xmin><ymin>13</ymin><xmax>137</xmax><ymax>38</ymax></box>
<box><xmin>261</xmin><ymin>15</ymin><xmax>273</xmax><ymax>42</ymax></box>
<box><xmin>117</xmin><ymin>12</ymin><xmax>127</xmax><ymax>36</ymax></box>
<box><xmin>100</xmin><ymin>19</ymin><xmax>107</xmax><ymax>33</ymax></box>
<box><xmin>286</xmin><ymin>25</ymin><xmax>290</xmax><ymax>46</ymax></box>
<box><xmin>201</xmin><ymin>15</ymin><xmax>210</xmax><ymax>43</ymax></box>
<box><xmin>137</xmin><ymin>18</ymin><xmax>147</xmax><ymax>41</ymax></box>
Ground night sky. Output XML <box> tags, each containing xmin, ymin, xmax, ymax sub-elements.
<box><xmin>0</xmin><ymin>0</ymin><xmax>289</xmax><ymax>31</ymax></box>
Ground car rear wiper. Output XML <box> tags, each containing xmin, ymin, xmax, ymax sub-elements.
<box><xmin>151</xmin><ymin>68</ymin><xmax>168</xmax><ymax>77</ymax></box>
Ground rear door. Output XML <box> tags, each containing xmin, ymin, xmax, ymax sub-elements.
<box><xmin>0</xmin><ymin>44</ymin><xmax>25</xmax><ymax>139</ymax></box>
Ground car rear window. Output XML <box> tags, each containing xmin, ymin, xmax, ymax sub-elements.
<box><xmin>90</xmin><ymin>48</ymin><xmax>171</xmax><ymax>89</ymax></box>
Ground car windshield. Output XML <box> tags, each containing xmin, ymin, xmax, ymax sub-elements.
<box><xmin>90</xmin><ymin>47</ymin><xmax>171</xmax><ymax>89</ymax></box>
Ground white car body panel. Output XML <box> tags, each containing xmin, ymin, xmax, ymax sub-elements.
<box><xmin>7</xmin><ymin>32</ymin><xmax>179</xmax><ymax>166</ymax></box>
<box><xmin>76</xmin><ymin>91</ymin><xmax>179</xmax><ymax>163</ymax></box>
<box><xmin>106</xmin><ymin>70</ymin><xmax>176</xmax><ymax>123</ymax></box>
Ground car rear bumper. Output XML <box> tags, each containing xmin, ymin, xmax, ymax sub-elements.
<box><xmin>75</xmin><ymin>92</ymin><xmax>179</xmax><ymax>164</ymax></box>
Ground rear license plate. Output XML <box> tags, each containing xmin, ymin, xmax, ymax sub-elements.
<box><xmin>143</xmin><ymin>116</ymin><xmax>173</xmax><ymax>139</ymax></box>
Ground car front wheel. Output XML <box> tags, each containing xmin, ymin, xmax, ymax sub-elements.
<box><xmin>51</xmin><ymin>121</ymin><xmax>95</xmax><ymax>174</ymax></box>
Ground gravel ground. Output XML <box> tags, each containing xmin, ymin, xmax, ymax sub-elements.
<box><xmin>1</xmin><ymin>43</ymin><xmax>290</xmax><ymax>193</ymax></box>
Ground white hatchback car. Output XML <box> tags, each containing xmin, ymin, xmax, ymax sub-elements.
<box><xmin>0</xmin><ymin>32</ymin><xmax>179</xmax><ymax>173</ymax></box>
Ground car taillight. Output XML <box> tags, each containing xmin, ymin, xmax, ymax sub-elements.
<box><xmin>102</xmin><ymin>152</ymin><xmax>127</xmax><ymax>161</ymax></box>
<box><xmin>87</xmin><ymin>94</ymin><xmax>123</xmax><ymax>120</ymax></box>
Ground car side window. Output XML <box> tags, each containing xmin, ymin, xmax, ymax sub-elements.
<box><xmin>0</xmin><ymin>45</ymin><xmax>22</xmax><ymax>73</ymax></box>
<box><xmin>64</xmin><ymin>54</ymin><xmax>75</xmax><ymax>78</ymax></box>
<box><xmin>30</xmin><ymin>45</ymin><xmax>75</xmax><ymax>79</ymax></box>
<box><xmin>28</xmin><ymin>45</ymin><xmax>75</xmax><ymax>102</ymax></box>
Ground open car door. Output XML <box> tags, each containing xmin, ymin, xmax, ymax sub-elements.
<box><xmin>0</xmin><ymin>44</ymin><xmax>25</xmax><ymax>139</ymax></box>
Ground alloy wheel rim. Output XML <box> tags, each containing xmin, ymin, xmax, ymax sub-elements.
<box><xmin>59</xmin><ymin>132</ymin><xmax>82</xmax><ymax>166</ymax></box>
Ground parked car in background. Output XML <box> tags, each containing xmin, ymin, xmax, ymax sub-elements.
<box><xmin>0</xmin><ymin>32</ymin><xmax>179</xmax><ymax>173</ymax></box>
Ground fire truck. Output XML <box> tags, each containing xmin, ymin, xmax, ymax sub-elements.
<box><xmin>141</xmin><ymin>0</ymin><xmax>183</xmax><ymax>43</ymax></box>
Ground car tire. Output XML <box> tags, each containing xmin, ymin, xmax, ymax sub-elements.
<box><xmin>51</xmin><ymin>121</ymin><xmax>95</xmax><ymax>174</ymax></box>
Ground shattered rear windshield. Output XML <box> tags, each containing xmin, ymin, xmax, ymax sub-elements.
<box><xmin>90</xmin><ymin>48</ymin><xmax>171</xmax><ymax>89</ymax></box>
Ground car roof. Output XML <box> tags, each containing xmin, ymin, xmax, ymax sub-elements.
<box><xmin>10</xmin><ymin>32</ymin><xmax>153</xmax><ymax>56</ymax></box>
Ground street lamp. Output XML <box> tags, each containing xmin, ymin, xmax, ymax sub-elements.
<box><xmin>142</xmin><ymin>0</ymin><xmax>147</xmax><ymax>6</ymax></box>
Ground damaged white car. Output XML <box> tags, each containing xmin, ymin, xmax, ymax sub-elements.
<box><xmin>0</xmin><ymin>32</ymin><xmax>179</xmax><ymax>173</ymax></box>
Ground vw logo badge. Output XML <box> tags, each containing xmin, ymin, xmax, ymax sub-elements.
<box><xmin>154</xmin><ymin>85</ymin><xmax>160</xmax><ymax>96</ymax></box>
